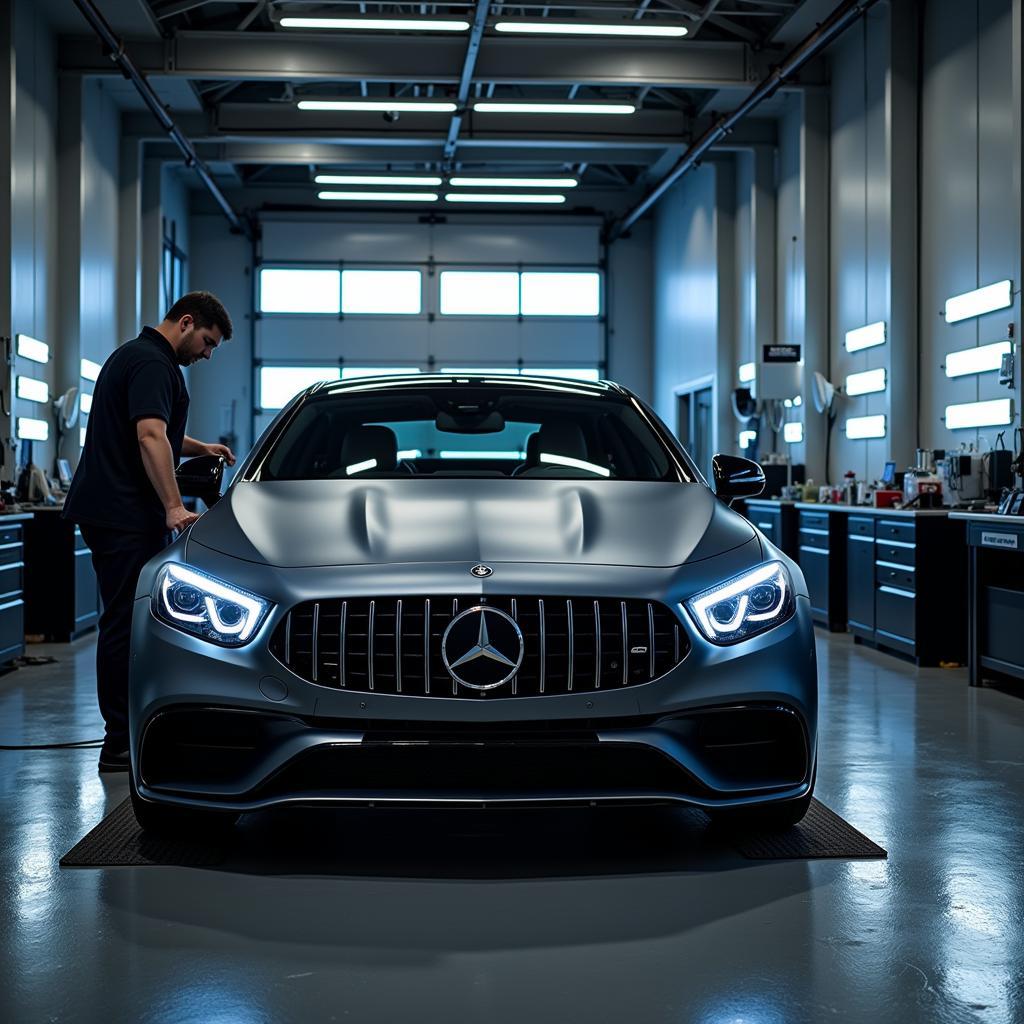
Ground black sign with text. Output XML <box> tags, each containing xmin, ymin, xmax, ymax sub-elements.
<box><xmin>763</xmin><ymin>344</ymin><xmax>801</xmax><ymax>363</ymax></box>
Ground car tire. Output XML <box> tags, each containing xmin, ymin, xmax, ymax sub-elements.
<box><xmin>129</xmin><ymin>774</ymin><xmax>239</xmax><ymax>837</ymax></box>
<box><xmin>708</xmin><ymin>788</ymin><xmax>813</xmax><ymax>832</ymax></box>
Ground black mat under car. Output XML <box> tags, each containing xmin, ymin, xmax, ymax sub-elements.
<box><xmin>60</xmin><ymin>797</ymin><xmax>885</xmax><ymax>868</ymax></box>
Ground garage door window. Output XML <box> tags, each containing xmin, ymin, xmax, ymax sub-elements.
<box><xmin>341</xmin><ymin>270</ymin><xmax>422</xmax><ymax>314</ymax></box>
<box><xmin>259</xmin><ymin>366</ymin><xmax>341</xmax><ymax>409</ymax></box>
<box><xmin>520</xmin><ymin>272</ymin><xmax>601</xmax><ymax>316</ymax></box>
<box><xmin>440</xmin><ymin>271</ymin><xmax>520</xmax><ymax>315</ymax></box>
<box><xmin>259</xmin><ymin>269</ymin><xmax>340</xmax><ymax>314</ymax></box>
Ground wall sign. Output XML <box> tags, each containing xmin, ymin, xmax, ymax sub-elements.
<box><xmin>981</xmin><ymin>531</ymin><xmax>1019</xmax><ymax>550</ymax></box>
<box><xmin>763</xmin><ymin>344</ymin><xmax>801</xmax><ymax>363</ymax></box>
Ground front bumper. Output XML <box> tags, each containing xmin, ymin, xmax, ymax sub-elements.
<box><xmin>130</xmin><ymin>537</ymin><xmax>817</xmax><ymax>812</ymax></box>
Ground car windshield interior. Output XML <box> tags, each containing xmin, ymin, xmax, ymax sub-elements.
<box><xmin>254</xmin><ymin>382</ymin><xmax>686</xmax><ymax>482</ymax></box>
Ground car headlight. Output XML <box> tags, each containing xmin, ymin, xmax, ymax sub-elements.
<box><xmin>684</xmin><ymin>561</ymin><xmax>795</xmax><ymax>644</ymax></box>
<box><xmin>152</xmin><ymin>563</ymin><xmax>272</xmax><ymax>646</ymax></box>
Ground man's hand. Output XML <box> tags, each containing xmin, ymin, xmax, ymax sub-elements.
<box><xmin>166</xmin><ymin>504</ymin><xmax>201</xmax><ymax>534</ymax></box>
<box><xmin>203</xmin><ymin>442</ymin><xmax>236</xmax><ymax>466</ymax></box>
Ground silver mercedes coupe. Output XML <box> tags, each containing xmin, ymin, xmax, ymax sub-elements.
<box><xmin>129</xmin><ymin>375</ymin><xmax>817</xmax><ymax>835</ymax></box>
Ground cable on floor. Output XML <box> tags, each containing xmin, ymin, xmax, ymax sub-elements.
<box><xmin>0</xmin><ymin>739</ymin><xmax>104</xmax><ymax>750</ymax></box>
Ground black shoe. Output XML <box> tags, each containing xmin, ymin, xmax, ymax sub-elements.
<box><xmin>98</xmin><ymin>743</ymin><xmax>130</xmax><ymax>773</ymax></box>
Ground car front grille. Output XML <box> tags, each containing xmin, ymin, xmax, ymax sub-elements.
<box><xmin>269</xmin><ymin>595</ymin><xmax>690</xmax><ymax>698</ymax></box>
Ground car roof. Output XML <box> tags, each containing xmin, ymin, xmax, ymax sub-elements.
<box><xmin>311</xmin><ymin>373</ymin><xmax>628</xmax><ymax>399</ymax></box>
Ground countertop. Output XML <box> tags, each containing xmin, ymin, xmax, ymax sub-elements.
<box><xmin>949</xmin><ymin>511</ymin><xmax>1024</xmax><ymax>525</ymax></box>
<box><xmin>745</xmin><ymin>498</ymin><xmax>950</xmax><ymax>517</ymax></box>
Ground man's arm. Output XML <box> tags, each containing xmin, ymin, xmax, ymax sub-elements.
<box><xmin>182</xmin><ymin>434</ymin><xmax>236</xmax><ymax>465</ymax></box>
<box><xmin>137</xmin><ymin>418</ymin><xmax>200</xmax><ymax>533</ymax></box>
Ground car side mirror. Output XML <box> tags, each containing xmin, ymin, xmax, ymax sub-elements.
<box><xmin>175</xmin><ymin>455</ymin><xmax>225</xmax><ymax>508</ymax></box>
<box><xmin>712</xmin><ymin>454</ymin><xmax>765</xmax><ymax>504</ymax></box>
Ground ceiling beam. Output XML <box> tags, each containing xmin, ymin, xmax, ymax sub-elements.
<box><xmin>60</xmin><ymin>30</ymin><xmax>758</xmax><ymax>89</ymax></box>
<box><xmin>444</xmin><ymin>0</ymin><xmax>491</xmax><ymax>161</ymax></box>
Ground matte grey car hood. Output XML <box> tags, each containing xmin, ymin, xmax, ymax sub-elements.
<box><xmin>188</xmin><ymin>479</ymin><xmax>754</xmax><ymax>569</ymax></box>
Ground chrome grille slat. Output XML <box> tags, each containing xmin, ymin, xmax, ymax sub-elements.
<box><xmin>272</xmin><ymin>595</ymin><xmax>689</xmax><ymax>699</ymax></box>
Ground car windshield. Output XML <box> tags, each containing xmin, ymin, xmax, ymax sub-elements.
<box><xmin>253</xmin><ymin>380</ymin><xmax>687</xmax><ymax>482</ymax></box>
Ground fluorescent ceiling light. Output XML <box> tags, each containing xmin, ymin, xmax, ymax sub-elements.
<box><xmin>80</xmin><ymin>392</ymin><xmax>93</xmax><ymax>413</ymax></box>
<box><xmin>444</xmin><ymin>193</ymin><xmax>566</xmax><ymax>204</ymax></box>
<box><xmin>17</xmin><ymin>417</ymin><xmax>48</xmax><ymax>442</ymax></box>
<box><xmin>472</xmin><ymin>102</ymin><xmax>636</xmax><ymax>115</ymax></box>
<box><xmin>783</xmin><ymin>422</ymin><xmax>804</xmax><ymax>444</ymax></box>
<box><xmin>844</xmin><ymin>321</ymin><xmax>886</xmax><ymax>353</ymax></box>
<box><xmin>80</xmin><ymin>426</ymin><xmax>87</xmax><ymax>447</ymax></box>
<box><xmin>298</xmin><ymin>100</ymin><xmax>456</xmax><ymax>113</ymax></box>
<box><xmin>945</xmin><ymin>398</ymin><xmax>1014</xmax><ymax>430</ymax></box>
<box><xmin>80</xmin><ymin>358</ymin><xmax>102</xmax><ymax>381</ymax></box>
<box><xmin>845</xmin><ymin>367</ymin><xmax>887</xmax><ymax>396</ymax></box>
<box><xmin>16</xmin><ymin>376</ymin><xmax>49</xmax><ymax>403</ymax></box>
<box><xmin>738</xmin><ymin>429</ymin><xmax>757</xmax><ymax>450</ymax></box>
<box><xmin>738</xmin><ymin>362</ymin><xmax>756</xmax><ymax>384</ymax></box>
<box><xmin>315</xmin><ymin>174</ymin><xmax>443</xmax><ymax>186</ymax></box>
<box><xmin>318</xmin><ymin>191</ymin><xmax>438</xmax><ymax>203</ymax></box>
<box><xmin>440</xmin><ymin>450</ymin><xmax>524</xmax><ymax>460</ymax></box>
<box><xmin>346</xmin><ymin>458</ymin><xmax>378</xmax><ymax>476</ymax></box>
<box><xmin>845</xmin><ymin>414</ymin><xmax>887</xmax><ymax>440</ymax></box>
<box><xmin>944</xmin><ymin>279</ymin><xmax>1013</xmax><ymax>323</ymax></box>
<box><xmin>16</xmin><ymin>334</ymin><xmax>48</xmax><ymax>364</ymax></box>
<box><xmin>494</xmin><ymin>20</ymin><xmax>687</xmax><ymax>38</ymax></box>
<box><xmin>280</xmin><ymin>17</ymin><xmax>469</xmax><ymax>31</ymax></box>
<box><xmin>944</xmin><ymin>340</ymin><xmax>1012</xmax><ymax>378</ymax></box>
<box><xmin>447</xmin><ymin>176</ymin><xmax>578</xmax><ymax>188</ymax></box>
<box><xmin>397</xmin><ymin>449</ymin><xmax>422</xmax><ymax>460</ymax></box>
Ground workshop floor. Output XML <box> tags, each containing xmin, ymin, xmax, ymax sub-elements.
<box><xmin>1</xmin><ymin>632</ymin><xmax>1022</xmax><ymax>1024</ymax></box>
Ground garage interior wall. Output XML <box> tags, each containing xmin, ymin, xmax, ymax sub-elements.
<box><xmin>650</xmin><ymin>0</ymin><xmax>1021</xmax><ymax>480</ymax></box>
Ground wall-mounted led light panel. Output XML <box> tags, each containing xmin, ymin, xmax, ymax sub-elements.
<box><xmin>738</xmin><ymin>362</ymin><xmax>756</xmax><ymax>384</ymax></box>
<box><xmin>944</xmin><ymin>340</ymin><xmax>1012</xmax><ymax>378</ymax></box>
<box><xmin>80</xmin><ymin>358</ymin><xmax>102</xmax><ymax>382</ymax></box>
<box><xmin>738</xmin><ymin>429</ymin><xmax>757</xmax><ymax>450</ymax></box>
<box><xmin>844</xmin><ymin>321</ymin><xmax>886</xmax><ymax>353</ymax></box>
<box><xmin>16</xmin><ymin>376</ymin><xmax>49</xmax><ymax>404</ymax></box>
<box><xmin>845</xmin><ymin>367</ymin><xmax>887</xmax><ymax>396</ymax></box>
<box><xmin>783</xmin><ymin>422</ymin><xmax>804</xmax><ymax>443</ymax></box>
<box><xmin>845</xmin><ymin>414</ymin><xmax>887</xmax><ymax>440</ymax></box>
<box><xmin>943</xmin><ymin>279</ymin><xmax>1013</xmax><ymax>323</ymax></box>
<box><xmin>80</xmin><ymin>426</ymin><xmax>87</xmax><ymax>447</ymax></box>
<box><xmin>80</xmin><ymin>392</ymin><xmax>93</xmax><ymax>414</ymax></box>
<box><xmin>16</xmin><ymin>334</ymin><xmax>49</xmax><ymax>364</ymax></box>
<box><xmin>17</xmin><ymin>417</ymin><xmax>49</xmax><ymax>442</ymax></box>
<box><xmin>945</xmin><ymin>398</ymin><xmax>1014</xmax><ymax>430</ymax></box>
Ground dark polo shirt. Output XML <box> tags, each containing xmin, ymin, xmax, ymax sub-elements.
<box><xmin>64</xmin><ymin>327</ymin><xmax>189</xmax><ymax>533</ymax></box>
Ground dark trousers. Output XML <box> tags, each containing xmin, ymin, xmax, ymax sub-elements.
<box><xmin>79</xmin><ymin>523</ymin><xmax>170</xmax><ymax>746</ymax></box>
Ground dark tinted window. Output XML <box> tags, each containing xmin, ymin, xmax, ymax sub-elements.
<box><xmin>255</xmin><ymin>382</ymin><xmax>685</xmax><ymax>482</ymax></box>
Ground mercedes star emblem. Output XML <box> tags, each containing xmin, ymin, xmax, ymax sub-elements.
<box><xmin>441</xmin><ymin>606</ymin><xmax>524</xmax><ymax>691</ymax></box>
<box><xmin>470</xmin><ymin>564</ymin><xmax>493</xmax><ymax>578</ymax></box>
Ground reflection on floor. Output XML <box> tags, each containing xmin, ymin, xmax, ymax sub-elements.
<box><xmin>1</xmin><ymin>632</ymin><xmax>1022</xmax><ymax>1023</ymax></box>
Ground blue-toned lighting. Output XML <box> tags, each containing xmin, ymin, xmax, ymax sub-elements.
<box><xmin>944</xmin><ymin>280</ymin><xmax>1013</xmax><ymax>323</ymax></box>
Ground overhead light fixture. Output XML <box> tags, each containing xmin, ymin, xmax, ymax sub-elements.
<box><xmin>280</xmin><ymin>17</ymin><xmax>470</xmax><ymax>31</ymax></box>
<box><xmin>845</xmin><ymin>414</ymin><xmax>887</xmax><ymax>440</ymax></box>
<box><xmin>17</xmin><ymin>417</ymin><xmax>49</xmax><ymax>442</ymax></box>
<box><xmin>298</xmin><ymin>100</ymin><xmax>457</xmax><ymax>113</ymax></box>
<box><xmin>844</xmin><ymin>367</ymin><xmax>887</xmax><ymax>396</ymax></box>
<box><xmin>844</xmin><ymin>321</ymin><xmax>886</xmax><ymax>353</ymax></box>
<box><xmin>318</xmin><ymin>191</ymin><xmax>439</xmax><ymax>203</ymax></box>
<box><xmin>440</xmin><ymin>450</ymin><xmax>524</xmax><ymax>460</ymax></box>
<box><xmin>738</xmin><ymin>362</ymin><xmax>756</xmax><ymax>384</ymax></box>
<box><xmin>80</xmin><ymin>358</ymin><xmax>102</xmax><ymax>381</ymax></box>
<box><xmin>314</xmin><ymin>174</ymin><xmax>443</xmax><ymax>186</ymax></box>
<box><xmin>16</xmin><ymin>376</ymin><xmax>49</xmax><ymax>404</ymax></box>
<box><xmin>444</xmin><ymin>193</ymin><xmax>566</xmax><ymax>204</ymax></box>
<box><xmin>783</xmin><ymin>422</ymin><xmax>804</xmax><ymax>444</ymax></box>
<box><xmin>944</xmin><ymin>340</ymin><xmax>1013</xmax><ymax>377</ymax></box>
<box><xmin>80</xmin><ymin>392</ymin><xmax>93</xmax><ymax>414</ymax></box>
<box><xmin>16</xmin><ymin>334</ymin><xmax>49</xmax><ymax>364</ymax></box>
<box><xmin>447</xmin><ymin>176</ymin><xmax>578</xmax><ymax>188</ymax></box>
<box><xmin>945</xmin><ymin>397</ymin><xmax>1014</xmax><ymax>430</ymax></box>
<box><xmin>494</xmin><ymin>20</ymin><xmax>688</xmax><ymax>38</ymax></box>
<box><xmin>80</xmin><ymin>426</ymin><xmax>87</xmax><ymax>447</ymax></box>
<box><xmin>944</xmin><ymin>279</ymin><xmax>1013</xmax><ymax>323</ymax></box>
<box><xmin>472</xmin><ymin>101</ymin><xmax>636</xmax><ymax>115</ymax></box>
<box><xmin>738</xmin><ymin>429</ymin><xmax>757</xmax><ymax>450</ymax></box>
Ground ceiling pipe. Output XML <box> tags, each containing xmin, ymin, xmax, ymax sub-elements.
<box><xmin>609</xmin><ymin>0</ymin><xmax>881</xmax><ymax>241</ymax></box>
<box><xmin>71</xmin><ymin>0</ymin><xmax>251</xmax><ymax>238</ymax></box>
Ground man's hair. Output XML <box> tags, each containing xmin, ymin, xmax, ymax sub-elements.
<box><xmin>163</xmin><ymin>291</ymin><xmax>233</xmax><ymax>341</ymax></box>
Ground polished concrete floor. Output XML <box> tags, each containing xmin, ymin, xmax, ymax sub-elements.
<box><xmin>1</xmin><ymin>632</ymin><xmax>1023</xmax><ymax>1024</ymax></box>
